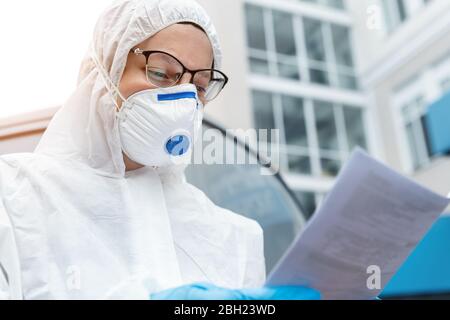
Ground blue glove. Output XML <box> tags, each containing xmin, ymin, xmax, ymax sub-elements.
<box><xmin>150</xmin><ymin>282</ymin><xmax>321</xmax><ymax>300</ymax></box>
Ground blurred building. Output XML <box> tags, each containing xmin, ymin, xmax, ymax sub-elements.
<box><xmin>197</xmin><ymin>0</ymin><xmax>450</xmax><ymax>216</ymax></box>
<box><xmin>0</xmin><ymin>108</ymin><xmax>55</xmax><ymax>155</ymax></box>
<box><xmin>350</xmin><ymin>0</ymin><xmax>450</xmax><ymax>199</ymax></box>
<box><xmin>1</xmin><ymin>0</ymin><xmax>449</xmax><ymax>217</ymax></box>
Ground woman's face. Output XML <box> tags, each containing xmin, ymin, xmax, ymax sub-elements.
<box><xmin>118</xmin><ymin>23</ymin><xmax>214</xmax><ymax>107</ymax></box>
<box><xmin>119</xmin><ymin>23</ymin><xmax>214</xmax><ymax>171</ymax></box>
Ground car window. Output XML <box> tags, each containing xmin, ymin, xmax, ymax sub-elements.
<box><xmin>185</xmin><ymin>122</ymin><xmax>307</xmax><ymax>273</ymax></box>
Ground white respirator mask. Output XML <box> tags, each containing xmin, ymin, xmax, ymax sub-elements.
<box><xmin>91</xmin><ymin>50</ymin><xmax>203</xmax><ymax>168</ymax></box>
<box><xmin>115</xmin><ymin>83</ymin><xmax>204</xmax><ymax>168</ymax></box>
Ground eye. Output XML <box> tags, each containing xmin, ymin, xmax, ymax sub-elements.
<box><xmin>148</xmin><ymin>69</ymin><xmax>169</xmax><ymax>80</ymax></box>
<box><xmin>196</xmin><ymin>85</ymin><xmax>207</xmax><ymax>93</ymax></box>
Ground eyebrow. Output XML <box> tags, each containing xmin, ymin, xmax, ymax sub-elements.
<box><xmin>137</xmin><ymin>48</ymin><xmax>214</xmax><ymax>70</ymax></box>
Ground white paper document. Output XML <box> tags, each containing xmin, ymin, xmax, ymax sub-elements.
<box><xmin>266</xmin><ymin>149</ymin><xmax>450</xmax><ymax>300</ymax></box>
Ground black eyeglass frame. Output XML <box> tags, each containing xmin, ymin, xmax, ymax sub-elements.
<box><xmin>131</xmin><ymin>48</ymin><xmax>229</xmax><ymax>100</ymax></box>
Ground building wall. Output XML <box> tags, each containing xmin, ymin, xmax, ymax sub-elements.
<box><xmin>349</xmin><ymin>0</ymin><xmax>450</xmax><ymax>170</ymax></box>
<box><xmin>0</xmin><ymin>108</ymin><xmax>54</xmax><ymax>155</ymax></box>
<box><xmin>201</xmin><ymin>0</ymin><xmax>450</xmax><ymax>197</ymax></box>
<box><xmin>348</xmin><ymin>0</ymin><xmax>450</xmax><ymax>74</ymax></box>
<box><xmin>197</xmin><ymin>0</ymin><xmax>377</xmax><ymax>214</ymax></box>
<box><xmin>349</xmin><ymin>0</ymin><xmax>450</xmax><ymax>199</ymax></box>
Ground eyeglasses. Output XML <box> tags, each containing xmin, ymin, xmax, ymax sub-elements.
<box><xmin>131</xmin><ymin>48</ymin><xmax>229</xmax><ymax>102</ymax></box>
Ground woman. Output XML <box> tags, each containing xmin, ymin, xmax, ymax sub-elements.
<box><xmin>0</xmin><ymin>0</ymin><xmax>319</xmax><ymax>300</ymax></box>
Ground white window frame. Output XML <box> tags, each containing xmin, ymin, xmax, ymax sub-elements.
<box><xmin>245</xmin><ymin>2</ymin><xmax>357</xmax><ymax>88</ymax></box>
<box><xmin>245</xmin><ymin>0</ymin><xmax>369</xmax><ymax>201</ymax></box>
<box><xmin>392</xmin><ymin>51</ymin><xmax>450</xmax><ymax>173</ymax></box>
<box><xmin>246</xmin><ymin>0</ymin><xmax>352</xmax><ymax>25</ymax></box>
<box><xmin>250</xmin><ymin>83</ymin><xmax>369</xmax><ymax>177</ymax></box>
<box><xmin>245</xmin><ymin>2</ymin><xmax>359</xmax><ymax>89</ymax></box>
<box><xmin>379</xmin><ymin>0</ymin><xmax>433</xmax><ymax>34</ymax></box>
<box><xmin>392</xmin><ymin>76</ymin><xmax>426</xmax><ymax>173</ymax></box>
<box><xmin>432</xmin><ymin>53</ymin><xmax>450</xmax><ymax>92</ymax></box>
<box><xmin>298</xmin><ymin>0</ymin><xmax>346</xmax><ymax>11</ymax></box>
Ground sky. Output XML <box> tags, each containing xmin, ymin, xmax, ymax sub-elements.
<box><xmin>0</xmin><ymin>0</ymin><xmax>113</xmax><ymax>119</ymax></box>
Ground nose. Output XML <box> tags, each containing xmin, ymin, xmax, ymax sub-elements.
<box><xmin>179</xmin><ymin>72</ymin><xmax>194</xmax><ymax>85</ymax></box>
<box><xmin>177</xmin><ymin>72</ymin><xmax>206</xmax><ymax>105</ymax></box>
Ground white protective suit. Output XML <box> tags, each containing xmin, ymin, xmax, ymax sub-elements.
<box><xmin>0</xmin><ymin>0</ymin><xmax>265</xmax><ymax>300</ymax></box>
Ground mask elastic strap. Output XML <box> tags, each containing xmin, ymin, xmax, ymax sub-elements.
<box><xmin>90</xmin><ymin>49</ymin><xmax>127</xmax><ymax>112</ymax></box>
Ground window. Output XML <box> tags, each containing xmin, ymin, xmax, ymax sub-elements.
<box><xmin>246</xmin><ymin>2</ymin><xmax>365</xmax><ymax>214</ymax></box>
<box><xmin>381</xmin><ymin>0</ymin><xmax>407</xmax><ymax>33</ymax></box>
<box><xmin>433</xmin><ymin>53</ymin><xmax>450</xmax><ymax>94</ymax></box>
<box><xmin>393</xmin><ymin>77</ymin><xmax>431</xmax><ymax>172</ymax></box>
<box><xmin>281</xmin><ymin>95</ymin><xmax>311</xmax><ymax>174</ymax></box>
<box><xmin>381</xmin><ymin>0</ymin><xmax>433</xmax><ymax>33</ymax></box>
<box><xmin>314</xmin><ymin>100</ymin><xmax>341</xmax><ymax>176</ymax></box>
<box><xmin>343</xmin><ymin>106</ymin><xmax>367</xmax><ymax>150</ymax></box>
<box><xmin>251</xmin><ymin>90</ymin><xmax>367</xmax><ymax>177</ymax></box>
<box><xmin>282</xmin><ymin>96</ymin><xmax>308</xmax><ymax>148</ymax></box>
<box><xmin>394</xmin><ymin>52</ymin><xmax>449</xmax><ymax>172</ymax></box>
<box><xmin>331</xmin><ymin>25</ymin><xmax>358</xmax><ymax>90</ymax></box>
<box><xmin>302</xmin><ymin>17</ymin><xmax>358</xmax><ymax>89</ymax></box>
<box><xmin>303</xmin><ymin>18</ymin><xmax>329</xmax><ymax>86</ymax></box>
<box><xmin>244</xmin><ymin>3</ymin><xmax>358</xmax><ymax>90</ymax></box>
<box><xmin>273</xmin><ymin>10</ymin><xmax>300</xmax><ymax>80</ymax></box>
<box><xmin>401</xmin><ymin>96</ymin><xmax>432</xmax><ymax>170</ymax></box>
<box><xmin>245</xmin><ymin>4</ymin><xmax>270</xmax><ymax>75</ymax></box>
<box><xmin>252</xmin><ymin>90</ymin><xmax>276</xmax><ymax>142</ymax></box>
<box><xmin>245</xmin><ymin>4</ymin><xmax>300</xmax><ymax>81</ymax></box>
<box><xmin>300</xmin><ymin>0</ymin><xmax>345</xmax><ymax>10</ymax></box>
